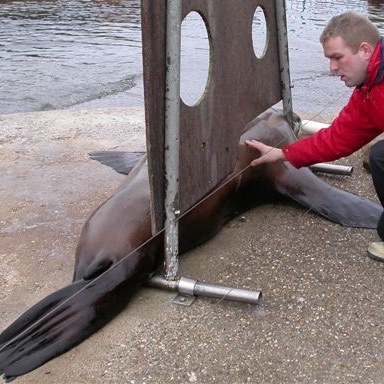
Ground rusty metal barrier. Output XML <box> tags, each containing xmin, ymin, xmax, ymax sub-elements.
<box><xmin>141</xmin><ymin>0</ymin><xmax>292</xmax><ymax>303</ymax></box>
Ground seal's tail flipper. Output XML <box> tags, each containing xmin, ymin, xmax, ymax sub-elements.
<box><xmin>89</xmin><ymin>151</ymin><xmax>146</xmax><ymax>175</ymax></box>
<box><xmin>0</xmin><ymin>260</ymin><xmax>146</xmax><ymax>382</ymax></box>
<box><xmin>273</xmin><ymin>163</ymin><xmax>382</xmax><ymax>229</ymax></box>
<box><xmin>0</xmin><ymin>281</ymin><xmax>89</xmax><ymax>382</ymax></box>
<box><xmin>0</xmin><ymin>281</ymin><xmax>88</xmax><ymax>381</ymax></box>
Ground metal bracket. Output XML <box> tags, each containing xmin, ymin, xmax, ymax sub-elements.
<box><xmin>172</xmin><ymin>293</ymin><xmax>197</xmax><ymax>306</ymax></box>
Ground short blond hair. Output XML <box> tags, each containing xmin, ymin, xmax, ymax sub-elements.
<box><xmin>320</xmin><ymin>12</ymin><xmax>380</xmax><ymax>53</ymax></box>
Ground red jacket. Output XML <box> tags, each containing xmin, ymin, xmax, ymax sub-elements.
<box><xmin>283</xmin><ymin>37</ymin><xmax>384</xmax><ymax>168</ymax></box>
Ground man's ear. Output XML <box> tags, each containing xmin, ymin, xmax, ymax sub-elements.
<box><xmin>359</xmin><ymin>41</ymin><xmax>375</xmax><ymax>59</ymax></box>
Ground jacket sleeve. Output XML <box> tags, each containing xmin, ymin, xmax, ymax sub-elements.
<box><xmin>282</xmin><ymin>89</ymin><xmax>382</xmax><ymax>168</ymax></box>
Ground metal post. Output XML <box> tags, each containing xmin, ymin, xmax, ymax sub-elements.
<box><xmin>275</xmin><ymin>0</ymin><xmax>294</xmax><ymax>130</ymax></box>
<box><xmin>149</xmin><ymin>1</ymin><xmax>264</xmax><ymax>306</ymax></box>
<box><xmin>164</xmin><ymin>0</ymin><xmax>182</xmax><ymax>280</ymax></box>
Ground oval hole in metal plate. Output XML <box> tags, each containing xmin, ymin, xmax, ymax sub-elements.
<box><xmin>180</xmin><ymin>11</ymin><xmax>211</xmax><ymax>106</ymax></box>
<box><xmin>252</xmin><ymin>6</ymin><xmax>268</xmax><ymax>59</ymax></box>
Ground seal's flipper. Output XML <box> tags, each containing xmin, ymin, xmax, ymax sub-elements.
<box><xmin>272</xmin><ymin>162</ymin><xmax>382</xmax><ymax>229</ymax></box>
<box><xmin>89</xmin><ymin>151</ymin><xmax>145</xmax><ymax>175</ymax></box>
<box><xmin>0</xmin><ymin>280</ymin><xmax>88</xmax><ymax>381</ymax></box>
<box><xmin>0</xmin><ymin>258</ymin><xmax>149</xmax><ymax>382</ymax></box>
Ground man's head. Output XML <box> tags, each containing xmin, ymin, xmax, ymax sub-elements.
<box><xmin>320</xmin><ymin>12</ymin><xmax>381</xmax><ymax>87</ymax></box>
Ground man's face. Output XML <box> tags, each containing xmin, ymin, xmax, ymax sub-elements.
<box><xmin>322</xmin><ymin>36</ymin><xmax>371</xmax><ymax>87</ymax></box>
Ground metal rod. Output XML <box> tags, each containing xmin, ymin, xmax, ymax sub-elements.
<box><xmin>298</xmin><ymin>121</ymin><xmax>353</xmax><ymax>176</ymax></box>
<box><xmin>164</xmin><ymin>0</ymin><xmax>182</xmax><ymax>280</ymax></box>
<box><xmin>310</xmin><ymin>163</ymin><xmax>353</xmax><ymax>176</ymax></box>
<box><xmin>148</xmin><ymin>275</ymin><xmax>262</xmax><ymax>305</ymax></box>
<box><xmin>299</xmin><ymin>119</ymin><xmax>330</xmax><ymax>137</ymax></box>
<box><xmin>275</xmin><ymin>0</ymin><xmax>294</xmax><ymax>130</ymax></box>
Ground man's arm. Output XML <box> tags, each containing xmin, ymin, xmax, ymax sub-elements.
<box><xmin>280</xmin><ymin>90</ymin><xmax>381</xmax><ymax>168</ymax></box>
<box><xmin>247</xmin><ymin>89</ymin><xmax>382</xmax><ymax>169</ymax></box>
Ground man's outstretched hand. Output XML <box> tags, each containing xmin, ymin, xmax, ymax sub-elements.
<box><xmin>245</xmin><ymin>140</ymin><xmax>286</xmax><ymax>166</ymax></box>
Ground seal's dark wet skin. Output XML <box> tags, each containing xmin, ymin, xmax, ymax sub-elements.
<box><xmin>0</xmin><ymin>111</ymin><xmax>381</xmax><ymax>382</ymax></box>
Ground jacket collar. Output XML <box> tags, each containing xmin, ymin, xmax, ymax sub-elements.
<box><xmin>365</xmin><ymin>36</ymin><xmax>384</xmax><ymax>87</ymax></box>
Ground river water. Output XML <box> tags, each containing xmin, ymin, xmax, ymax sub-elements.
<box><xmin>0</xmin><ymin>0</ymin><xmax>384</xmax><ymax>115</ymax></box>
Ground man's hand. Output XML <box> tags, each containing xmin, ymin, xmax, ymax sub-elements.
<box><xmin>245</xmin><ymin>140</ymin><xmax>286</xmax><ymax>166</ymax></box>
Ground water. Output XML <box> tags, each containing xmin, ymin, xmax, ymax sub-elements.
<box><xmin>0</xmin><ymin>0</ymin><xmax>384</xmax><ymax>115</ymax></box>
<box><xmin>0</xmin><ymin>0</ymin><xmax>143</xmax><ymax>113</ymax></box>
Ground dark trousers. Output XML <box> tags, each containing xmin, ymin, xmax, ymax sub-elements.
<box><xmin>369</xmin><ymin>140</ymin><xmax>384</xmax><ymax>240</ymax></box>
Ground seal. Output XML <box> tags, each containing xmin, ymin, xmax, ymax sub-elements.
<box><xmin>0</xmin><ymin>110</ymin><xmax>381</xmax><ymax>381</ymax></box>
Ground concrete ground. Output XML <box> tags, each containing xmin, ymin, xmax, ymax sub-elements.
<box><xmin>1</xmin><ymin>107</ymin><xmax>384</xmax><ymax>384</ymax></box>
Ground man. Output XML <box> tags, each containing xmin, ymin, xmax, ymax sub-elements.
<box><xmin>246</xmin><ymin>12</ymin><xmax>384</xmax><ymax>261</ymax></box>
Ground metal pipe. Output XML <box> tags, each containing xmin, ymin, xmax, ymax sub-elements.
<box><xmin>299</xmin><ymin>119</ymin><xmax>330</xmax><ymax>137</ymax></box>
<box><xmin>275</xmin><ymin>0</ymin><xmax>294</xmax><ymax>131</ymax></box>
<box><xmin>164</xmin><ymin>0</ymin><xmax>182</xmax><ymax>280</ymax></box>
<box><xmin>148</xmin><ymin>275</ymin><xmax>262</xmax><ymax>305</ymax></box>
<box><xmin>298</xmin><ymin>121</ymin><xmax>353</xmax><ymax>176</ymax></box>
<box><xmin>310</xmin><ymin>163</ymin><xmax>353</xmax><ymax>176</ymax></box>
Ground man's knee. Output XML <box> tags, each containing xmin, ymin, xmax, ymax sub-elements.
<box><xmin>369</xmin><ymin>140</ymin><xmax>384</xmax><ymax>170</ymax></box>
